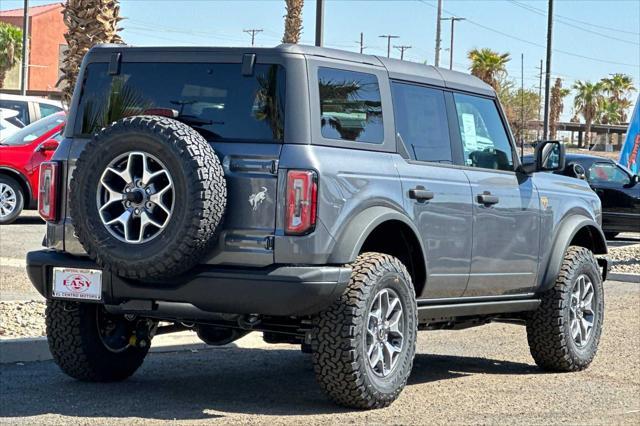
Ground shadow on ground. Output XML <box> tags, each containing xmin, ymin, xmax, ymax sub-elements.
<box><xmin>5</xmin><ymin>215</ymin><xmax>45</xmax><ymax>225</ymax></box>
<box><xmin>0</xmin><ymin>347</ymin><xmax>539</xmax><ymax>421</ymax></box>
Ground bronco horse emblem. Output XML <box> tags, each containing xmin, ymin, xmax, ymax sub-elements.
<box><xmin>248</xmin><ymin>187</ymin><xmax>268</xmax><ymax>211</ymax></box>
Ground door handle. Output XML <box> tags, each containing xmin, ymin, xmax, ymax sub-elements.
<box><xmin>477</xmin><ymin>191</ymin><xmax>499</xmax><ymax>206</ymax></box>
<box><xmin>409</xmin><ymin>186</ymin><xmax>435</xmax><ymax>201</ymax></box>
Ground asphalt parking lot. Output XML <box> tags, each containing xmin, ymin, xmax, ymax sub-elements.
<box><xmin>1</xmin><ymin>212</ymin><xmax>639</xmax><ymax>424</ymax></box>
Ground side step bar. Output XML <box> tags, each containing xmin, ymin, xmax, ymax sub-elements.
<box><xmin>418</xmin><ymin>299</ymin><xmax>540</xmax><ymax>323</ymax></box>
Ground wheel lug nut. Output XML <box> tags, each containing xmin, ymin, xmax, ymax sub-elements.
<box><xmin>146</xmin><ymin>188</ymin><xmax>151</xmax><ymax>194</ymax></box>
<box><xmin>146</xmin><ymin>202</ymin><xmax>153</xmax><ymax>209</ymax></box>
<box><xmin>134</xmin><ymin>208</ymin><xmax>140</xmax><ymax>215</ymax></box>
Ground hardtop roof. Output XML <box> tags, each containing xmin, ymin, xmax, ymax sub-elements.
<box><xmin>88</xmin><ymin>43</ymin><xmax>495</xmax><ymax>96</ymax></box>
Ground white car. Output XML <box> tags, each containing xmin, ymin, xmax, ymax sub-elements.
<box><xmin>0</xmin><ymin>109</ymin><xmax>22</xmax><ymax>140</ymax></box>
<box><xmin>0</xmin><ymin>94</ymin><xmax>63</xmax><ymax>126</ymax></box>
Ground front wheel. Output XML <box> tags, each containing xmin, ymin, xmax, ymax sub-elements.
<box><xmin>526</xmin><ymin>246</ymin><xmax>604</xmax><ymax>372</ymax></box>
<box><xmin>311</xmin><ymin>252</ymin><xmax>417</xmax><ymax>409</ymax></box>
<box><xmin>46</xmin><ymin>300</ymin><xmax>151</xmax><ymax>381</ymax></box>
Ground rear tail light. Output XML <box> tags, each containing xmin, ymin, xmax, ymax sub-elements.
<box><xmin>285</xmin><ymin>170</ymin><xmax>318</xmax><ymax>235</ymax></box>
<box><xmin>38</xmin><ymin>161</ymin><xmax>59</xmax><ymax>222</ymax></box>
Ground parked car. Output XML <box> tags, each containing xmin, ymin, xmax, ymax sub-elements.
<box><xmin>0</xmin><ymin>112</ymin><xmax>65</xmax><ymax>223</ymax></box>
<box><xmin>0</xmin><ymin>94</ymin><xmax>63</xmax><ymax>126</ymax></box>
<box><xmin>558</xmin><ymin>154</ymin><xmax>639</xmax><ymax>239</ymax></box>
<box><xmin>0</xmin><ymin>109</ymin><xmax>22</xmax><ymax>140</ymax></box>
<box><xmin>28</xmin><ymin>45</ymin><xmax>608</xmax><ymax>409</ymax></box>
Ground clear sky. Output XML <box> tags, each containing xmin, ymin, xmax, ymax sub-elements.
<box><xmin>4</xmin><ymin>0</ymin><xmax>640</xmax><ymax>120</ymax></box>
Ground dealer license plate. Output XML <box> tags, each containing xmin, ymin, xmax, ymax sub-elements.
<box><xmin>52</xmin><ymin>268</ymin><xmax>103</xmax><ymax>301</ymax></box>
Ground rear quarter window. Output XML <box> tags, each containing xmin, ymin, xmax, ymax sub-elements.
<box><xmin>75</xmin><ymin>62</ymin><xmax>285</xmax><ymax>142</ymax></box>
<box><xmin>318</xmin><ymin>67</ymin><xmax>384</xmax><ymax>144</ymax></box>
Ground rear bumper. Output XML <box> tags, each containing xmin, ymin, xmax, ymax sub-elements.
<box><xmin>26</xmin><ymin>250</ymin><xmax>350</xmax><ymax>317</ymax></box>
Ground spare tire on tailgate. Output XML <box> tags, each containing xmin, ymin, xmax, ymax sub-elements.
<box><xmin>70</xmin><ymin>115</ymin><xmax>226</xmax><ymax>279</ymax></box>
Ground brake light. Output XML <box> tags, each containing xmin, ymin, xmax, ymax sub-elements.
<box><xmin>38</xmin><ymin>161</ymin><xmax>59</xmax><ymax>222</ymax></box>
<box><xmin>285</xmin><ymin>170</ymin><xmax>318</xmax><ymax>235</ymax></box>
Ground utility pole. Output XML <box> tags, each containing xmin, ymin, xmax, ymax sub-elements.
<box><xmin>243</xmin><ymin>29</ymin><xmax>263</xmax><ymax>46</ymax></box>
<box><xmin>434</xmin><ymin>0</ymin><xmax>443</xmax><ymax>67</ymax></box>
<box><xmin>357</xmin><ymin>32</ymin><xmax>365</xmax><ymax>54</ymax></box>
<box><xmin>394</xmin><ymin>45</ymin><xmax>412</xmax><ymax>60</ymax></box>
<box><xmin>441</xmin><ymin>16</ymin><xmax>465</xmax><ymax>70</ymax></box>
<box><xmin>20</xmin><ymin>0</ymin><xmax>29</xmax><ymax>96</ymax></box>
<box><xmin>542</xmin><ymin>0</ymin><xmax>554</xmax><ymax>140</ymax></box>
<box><xmin>379</xmin><ymin>34</ymin><xmax>399</xmax><ymax>58</ymax></box>
<box><xmin>536</xmin><ymin>59</ymin><xmax>544</xmax><ymax>140</ymax></box>
<box><xmin>521</xmin><ymin>53</ymin><xmax>525</xmax><ymax>157</ymax></box>
<box><xmin>315</xmin><ymin>0</ymin><xmax>325</xmax><ymax>47</ymax></box>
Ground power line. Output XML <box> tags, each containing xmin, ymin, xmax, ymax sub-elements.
<box><xmin>394</xmin><ymin>45</ymin><xmax>412</xmax><ymax>60</ymax></box>
<box><xmin>379</xmin><ymin>34</ymin><xmax>400</xmax><ymax>58</ymax></box>
<box><xmin>243</xmin><ymin>29</ymin><xmax>263</xmax><ymax>46</ymax></box>
<box><xmin>508</xmin><ymin>0</ymin><xmax>639</xmax><ymax>46</ymax></box>
<box><xmin>509</xmin><ymin>0</ymin><xmax>640</xmax><ymax>37</ymax></box>
<box><xmin>416</xmin><ymin>0</ymin><xmax>639</xmax><ymax>68</ymax></box>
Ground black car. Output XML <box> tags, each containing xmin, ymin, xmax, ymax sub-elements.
<box><xmin>558</xmin><ymin>154</ymin><xmax>639</xmax><ymax>239</ymax></box>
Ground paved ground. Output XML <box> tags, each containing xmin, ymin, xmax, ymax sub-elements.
<box><xmin>1</xmin><ymin>211</ymin><xmax>639</xmax><ymax>424</ymax></box>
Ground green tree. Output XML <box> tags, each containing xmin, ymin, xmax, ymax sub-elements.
<box><xmin>549</xmin><ymin>78</ymin><xmax>570</xmax><ymax>139</ymax></box>
<box><xmin>598</xmin><ymin>99</ymin><xmax>622</xmax><ymax>125</ymax></box>
<box><xmin>467</xmin><ymin>48</ymin><xmax>511</xmax><ymax>91</ymax></box>
<box><xmin>499</xmin><ymin>85</ymin><xmax>540</xmax><ymax>145</ymax></box>
<box><xmin>282</xmin><ymin>0</ymin><xmax>304</xmax><ymax>44</ymax></box>
<box><xmin>600</xmin><ymin>73</ymin><xmax>635</xmax><ymax>122</ymax></box>
<box><xmin>59</xmin><ymin>0</ymin><xmax>124</xmax><ymax>105</ymax></box>
<box><xmin>573</xmin><ymin>80</ymin><xmax>604</xmax><ymax>147</ymax></box>
<box><xmin>0</xmin><ymin>22</ymin><xmax>23</xmax><ymax>89</ymax></box>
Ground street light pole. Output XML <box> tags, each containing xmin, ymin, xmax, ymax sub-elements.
<box><xmin>20</xmin><ymin>0</ymin><xmax>29</xmax><ymax>96</ymax></box>
<box><xmin>441</xmin><ymin>16</ymin><xmax>465</xmax><ymax>70</ymax></box>
<box><xmin>315</xmin><ymin>0</ymin><xmax>324</xmax><ymax>47</ymax></box>
<box><xmin>542</xmin><ymin>0</ymin><xmax>554</xmax><ymax>140</ymax></box>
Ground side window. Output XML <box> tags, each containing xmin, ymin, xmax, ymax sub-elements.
<box><xmin>588</xmin><ymin>162</ymin><xmax>630</xmax><ymax>185</ymax></box>
<box><xmin>391</xmin><ymin>82</ymin><xmax>452</xmax><ymax>163</ymax></box>
<box><xmin>39</xmin><ymin>103</ymin><xmax>63</xmax><ymax>118</ymax></box>
<box><xmin>318</xmin><ymin>67</ymin><xmax>383</xmax><ymax>144</ymax></box>
<box><xmin>0</xmin><ymin>100</ymin><xmax>29</xmax><ymax>124</ymax></box>
<box><xmin>453</xmin><ymin>93</ymin><xmax>514</xmax><ymax>171</ymax></box>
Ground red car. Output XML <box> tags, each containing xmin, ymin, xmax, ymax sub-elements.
<box><xmin>0</xmin><ymin>112</ymin><xmax>66</xmax><ymax>224</ymax></box>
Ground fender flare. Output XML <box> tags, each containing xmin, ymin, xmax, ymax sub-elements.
<box><xmin>539</xmin><ymin>215</ymin><xmax>607</xmax><ymax>292</ymax></box>
<box><xmin>0</xmin><ymin>166</ymin><xmax>33</xmax><ymax>205</ymax></box>
<box><xmin>327</xmin><ymin>206</ymin><xmax>427</xmax><ymax>265</ymax></box>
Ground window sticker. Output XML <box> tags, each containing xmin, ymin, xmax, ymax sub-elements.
<box><xmin>461</xmin><ymin>113</ymin><xmax>478</xmax><ymax>151</ymax></box>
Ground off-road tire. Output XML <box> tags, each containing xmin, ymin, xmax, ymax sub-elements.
<box><xmin>311</xmin><ymin>252</ymin><xmax>417</xmax><ymax>409</ymax></box>
<box><xmin>526</xmin><ymin>246</ymin><xmax>604</xmax><ymax>372</ymax></box>
<box><xmin>46</xmin><ymin>300</ymin><xmax>149</xmax><ymax>382</ymax></box>
<box><xmin>0</xmin><ymin>175</ymin><xmax>24</xmax><ymax>224</ymax></box>
<box><xmin>69</xmin><ymin>115</ymin><xmax>226</xmax><ymax>279</ymax></box>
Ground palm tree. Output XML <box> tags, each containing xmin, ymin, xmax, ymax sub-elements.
<box><xmin>549</xmin><ymin>78</ymin><xmax>570</xmax><ymax>139</ymax></box>
<box><xmin>573</xmin><ymin>80</ymin><xmax>604</xmax><ymax>147</ymax></box>
<box><xmin>601</xmin><ymin>73</ymin><xmax>635</xmax><ymax>122</ymax></box>
<box><xmin>59</xmin><ymin>0</ymin><xmax>124</xmax><ymax>105</ymax></box>
<box><xmin>0</xmin><ymin>22</ymin><xmax>23</xmax><ymax>89</ymax></box>
<box><xmin>282</xmin><ymin>0</ymin><xmax>304</xmax><ymax>44</ymax></box>
<box><xmin>598</xmin><ymin>99</ymin><xmax>623</xmax><ymax>125</ymax></box>
<box><xmin>467</xmin><ymin>48</ymin><xmax>511</xmax><ymax>91</ymax></box>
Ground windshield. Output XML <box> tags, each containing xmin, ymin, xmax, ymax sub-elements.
<box><xmin>1</xmin><ymin>112</ymin><xmax>65</xmax><ymax>146</ymax></box>
<box><xmin>76</xmin><ymin>62</ymin><xmax>286</xmax><ymax>142</ymax></box>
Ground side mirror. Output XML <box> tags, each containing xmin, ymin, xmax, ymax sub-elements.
<box><xmin>535</xmin><ymin>140</ymin><xmax>565</xmax><ymax>172</ymax></box>
<box><xmin>36</xmin><ymin>139</ymin><xmax>59</xmax><ymax>153</ymax></box>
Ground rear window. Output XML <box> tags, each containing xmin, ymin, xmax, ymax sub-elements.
<box><xmin>318</xmin><ymin>67</ymin><xmax>383</xmax><ymax>144</ymax></box>
<box><xmin>76</xmin><ymin>62</ymin><xmax>285</xmax><ymax>142</ymax></box>
<box><xmin>39</xmin><ymin>103</ymin><xmax>63</xmax><ymax>118</ymax></box>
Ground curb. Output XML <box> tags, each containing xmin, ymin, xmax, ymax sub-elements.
<box><xmin>608</xmin><ymin>272</ymin><xmax>640</xmax><ymax>283</ymax></box>
<box><xmin>0</xmin><ymin>331</ymin><xmax>269</xmax><ymax>364</ymax></box>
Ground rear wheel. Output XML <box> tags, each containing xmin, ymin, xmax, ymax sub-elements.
<box><xmin>311</xmin><ymin>252</ymin><xmax>417</xmax><ymax>409</ymax></box>
<box><xmin>46</xmin><ymin>300</ymin><xmax>151</xmax><ymax>382</ymax></box>
<box><xmin>0</xmin><ymin>175</ymin><xmax>24</xmax><ymax>224</ymax></box>
<box><xmin>526</xmin><ymin>246</ymin><xmax>604</xmax><ymax>372</ymax></box>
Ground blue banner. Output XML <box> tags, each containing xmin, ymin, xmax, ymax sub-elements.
<box><xmin>619</xmin><ymin>95</ymin><xmax>640</xmax><ymax>174</ymax></box>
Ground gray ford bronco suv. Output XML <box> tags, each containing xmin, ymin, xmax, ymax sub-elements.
<box><xmin>27</xmin><ymin>44</ymin><xmax>609</xmax><ymax>409</ymax></box>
